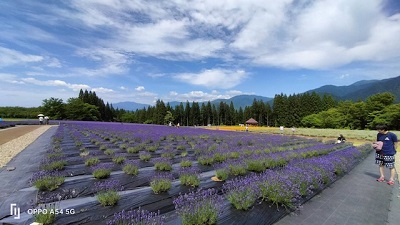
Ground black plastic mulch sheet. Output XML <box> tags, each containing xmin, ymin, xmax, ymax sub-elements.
<box><xmin>36</xmin><ymin>161</ymin><xmax>215</xmax><ymax>204</ymax></box>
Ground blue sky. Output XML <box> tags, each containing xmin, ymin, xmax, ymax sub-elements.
<box><xmin>1</xmin><ymin>0</ymin><xmax>400</xmax><ymax>107</ymax></box>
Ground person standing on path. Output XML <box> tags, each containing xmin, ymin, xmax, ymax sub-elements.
<box><xmin>375</xmin><ymin>124</ymin><xmax>398</xmax><ymax>185</ymax></box>
<box><xmin>39</xmin><ymin>116</ymin><xmax>44</xmax><ymax>125</ymax></box>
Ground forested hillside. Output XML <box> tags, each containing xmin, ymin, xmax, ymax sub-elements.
<box><xmin>2</xmin><ymin>90</ymin><xmax>399</xmax><ymax>130</ymax></box>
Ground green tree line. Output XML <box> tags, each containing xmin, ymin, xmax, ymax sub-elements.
<box><xmin>1</xmin><ymin>90</ymin><xmax>398</xmax><ymax>130</ymax></box>
<box><xmin>0</xmin><ymin>90</ymin><xmax>121</xmax><ymax>121</ymax></box>
<box><xmin>119</xmin><ymin>92</ymin><xmax>336</xmax><ymax>127</ymax></box>
<box><xmin>302</xmin><ymin>92</ymin><xmax>400</xmax><ymax>130</ymax></box>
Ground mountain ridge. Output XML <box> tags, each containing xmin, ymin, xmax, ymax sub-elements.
<box><xmin>113</xmin><ymin>76</ymin><xmax>400</xmax><ymax>111</ymax></box>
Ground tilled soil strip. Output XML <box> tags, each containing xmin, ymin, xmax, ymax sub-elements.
<box><xmin>0</xmin><ymin>125</ymin><xmax>54</xmax><ymax>167</ymax></box>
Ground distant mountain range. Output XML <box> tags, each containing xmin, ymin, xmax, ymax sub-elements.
<box><xmin>307</xmin><ymin>75</ymin><xmax>400</xmax><ymax>102</ymax></box>
<box><xmin>112</xmin><ymin>75</ymin><xmax>400</xmax><ymax>111</ymax></box>
<box><xmin>112</xmin><ymin>101</ymin><xmax>149</xmax><ymax>111</ymax></box>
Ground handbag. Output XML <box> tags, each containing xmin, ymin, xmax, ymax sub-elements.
<box><xmin>372</xmin><ymin>141</ymin><xmax>383</xmax><ymax>151</ymax></box>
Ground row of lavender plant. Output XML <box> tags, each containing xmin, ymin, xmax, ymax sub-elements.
<box><xmin>35</xmin><ymin>122</ymin><xmax>349</xmax><ymax>195</ymax></box>
<box><xmin>104</xmin><ymin>143</ymin><xmax>370</xmax><ymax>225</ymax></box>
<box><xmin>222</xmin><ymin>145</ymin><xmax>368</xmax><ymax>211</ymax></box>
<box><xmin>30</xmin><ymin>124</ymin><xmax>68</xmax><ymax>192</ymax></box>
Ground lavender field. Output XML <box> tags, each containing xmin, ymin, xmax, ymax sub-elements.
<box><xmin>27</xmin><ymin>122</ymin><xmax>370</xmax><ymax>224</ymax></box>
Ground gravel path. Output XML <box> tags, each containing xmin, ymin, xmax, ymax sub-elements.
<box><xmin>0</xmin><ymin>125</ymin><xmax>55</xmax><ymax>167</ymax></box>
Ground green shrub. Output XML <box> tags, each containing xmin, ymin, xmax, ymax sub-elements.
<box><xmin>112</xmin><ymin>155</ymin><xmax>126</xmax><ymax>164</ymax></box>
<box><xmin>96</xmin><ymin>190</ymin><xmax>120</xmax><ymax>206</ymax></box>
<box><xmin>127</xmin><ymin>146</ymin><xmax>140</xmax><ymax>154</ymax></box>
<box><xmin>179</xmin><ymin>174</ymin><xmax>200</xmax><ymax>187</ymax></box>
<box><xmin>177</xmin><ymin>145</ymin><xmax>186</xmax><ymax>151</ymax></box>
<box><xmin>34</xmin><ymin>205</ymin><xmax>56</xmax><ymax>225</ymax></box>
<box><xmin>34</xmin><ymin>176</ymin><xmax>65</xmax><ymax>191</ymax></box>
<box><xmin>146</xmin><ymin>145</ymin><xmax>158</xmax><ymax>152</ymax></box>
<box><xmin>215</xmin><ymin>168</ymin><xmax>229</xmax><ymax>181</ymax></box>
<box><xmin>122</xmin><ymin>164</ymin><xmax>139</xmax><ymax>175</ymax></box>
<box><xmin>85</xmin><ymin>157</ymin><xmax>100</xmax><ymax>167</ymax></box>
<box><xmin>150</xmin><ymin>178</ymin><xmax>172</xmax><ymax>194</ymax></box>
<box><xmin>42</xmin><ymin>160</ymin><xmax>67</xmax><ymax>171</ymax></box>
<box><xmin>93</xmin><ymin>169</ymin><xmax>111</xmax><ymax>179</ymax></box>
<box><xmin>180</xmin><ymin>160</ymin><xmax>192</xmax><ymax>167</ymax></box>
<box><xmin>154</xmin><ymin>162</ymin><xmax>172</xmax><ymax>171</ymax></box>
<box><xmin>139</xmin><ymin>153</ymin><xmax>151</xmax><ymax>162</ymax></box>
<box><xmin>104</xmin><ymin>149</ymin><xmax>115</xmax><ymax>155</ymax></box>
<box><xmin>198</xmin><ymin>156</ymin><xmax>214</xmax><ymax>165</ymax></box>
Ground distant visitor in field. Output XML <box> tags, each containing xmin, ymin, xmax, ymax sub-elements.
<box><xmin>291</xmin><ymin>127</ymin><xmax>296</xmax><ymax>135</ymax></box>
<box><xmin>375</xmin><ymin>124</ymin><xmax>397</xmax><ymax>186</ymax></box>
<box><xmin>279</xmin><ymin>126</ymin><xmax>284</xmax><ymax>134</ymax></box>
<box><xmin>337</xmin><ymin>134</ymin><xmax>346</xmax><ymax>143</ymax></box>
<box><xmin>44</xmin><ymin>116</ymin><xmax>49</xmax><ymax>125</ymax></box>
<box><xmin>38</xmin><ymin>114</ymin><xmax>44</xmax><ymax>125</ymax></box>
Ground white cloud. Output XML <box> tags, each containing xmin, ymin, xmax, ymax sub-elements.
<box><xmin>92</xmin><ymin>87</ymin><xmax>114</xmax><ymax>93</ymax></box>
<box><xmin>21</xmin><ymin>77</ymin><xmax>90</xmax><ymax>91</ymax></box>
<box><xmin>74</xmin><ymin>48</ymin><xmax>129</xmax><ymax>76</ymax></box>
<box><xmin>0</xmin><ymin>47</ymin><xmax>43</xmax><ymax>67</ymax></box>
<box><xmin>1</xmin><ymin>0</ymin><xmax>400</xmax><ymax>107</ymax></box>
<box><xmin>163</xmin><ymin>89</ymin><xmax>251</xmax><ymax>103</ymax></box>
<box><xmin>225</xmin><ymin>90</ymin><xmax>246</xmax><ymax>95</ymax></box>
<box><xmin>8</xmin><ymin>0</ymin><xmax>398</xmax><ymax>73</ymax></box>
<box><xmin>174</xmin><ymin>69</ymin><xmax>248</xmax><ymax>89</ymax></box>
<box><xmin>232</xmin><ymin>0</ymin><xmax>400</xmax><ymax>70</ymax></box>
<box><xmin>85</xmin><ymin>90</ymin><xmax>158</xmax><ymax>105</ymax></box>
<box><xmin>46</xmin><ymin>58</ymin><xmax>62</xmax><ymax>68</ymax></box>
<box><xmin>112</xmin><ymin>20</ymin><xmax>224</xmax><ymax>60</ymax></box>
<box><xmin>120</xmin><ymin>86</ymin><xmax>126</xmax><ymax>90</ymax></box>
<box><xmin>135</xmin><ymin>86</ymin><xmax>145</xmax><ymax>91</ymax></box>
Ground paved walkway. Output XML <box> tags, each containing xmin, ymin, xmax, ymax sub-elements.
<box><xmin>276</xmin><ymin>151</ymin><xmax>400</xmax><ymax>225</ymax></box>
<box><xmin>0</xmin><ymin>125</ymin><xmax>43</xmax><ymax>145</ymax></box>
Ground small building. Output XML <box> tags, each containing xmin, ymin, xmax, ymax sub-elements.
<box><xmin>245</xmin><ymin>118</ymin><xmax>258</xmax><ymax>126</ymax></box>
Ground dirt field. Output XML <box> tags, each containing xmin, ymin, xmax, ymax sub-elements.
<box><xmin>0</xmin><ymin>125</ymin><xmax>43</xmax><ymax>145</ymax></box>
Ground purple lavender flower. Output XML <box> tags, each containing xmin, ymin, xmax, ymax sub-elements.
<box><xmin>91</xmin><ymin>162</ymin><xmax>115</xmax><ymax>179</ymax></box>
<box><xmin>107</xmin><ymin>208</ymin><xmax>164</xmax><ymax>225</ymax></box>
<box><xmin>223</xmin><ymin>176</ymin><xmax>260</xmax><ymax>210</ymax></box>
<box><xmin>150</xmin><ymin>172</ymin><xmax>174</xmax><ymax>194</ymax></box>
<box><xmin>91</xmin><ymin>162</ymin><xmax>114</xmax><ymax>172</ymax></box>
<box><xmin>30</xmin><ymin>170</ymin><xmax>64</xmax><ymax>184</ymax></box>
<box><xmin>151</xmin><ymin>157</ymin><xmax>172</xmax><ymax>171</ymax></box>
<box><xmin>173</xmin><ymin>188</ymin><xmax>224</xmax><ymax>225</ymax></box>
<box><xmin>178</xmin><ymin>166</ymin><xmax>200</xmax><ymax>187</ymax></box>
<box><xmin>92</xmin><ymin>179</ymin><xmax>124</xmax><ymax>193</ymax></box>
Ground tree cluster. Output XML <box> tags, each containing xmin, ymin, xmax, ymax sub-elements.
<box><xmin>302</xmin><ymin>92</ymin><xmax>400</xmax><ymax>130</ymax></box>
<box><xmin>118</xmin><ymin>92</ymin><xmax>336</xmax><ymax>127</ymax></box>
<box><xmin>39</xmin><ymin>90</ymin><xmax>118</xmax><ymax>121</ymax></box>
<box><xmin>0</xmin><ymin>107</ymin><xmax>41</xmax><ymax>119</ymax></box>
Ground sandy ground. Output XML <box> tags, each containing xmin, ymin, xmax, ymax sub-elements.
<box><xmin>0</xmin><ymin>125</ymin><xmax>54</xmax><ymax>167</ymax></box>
